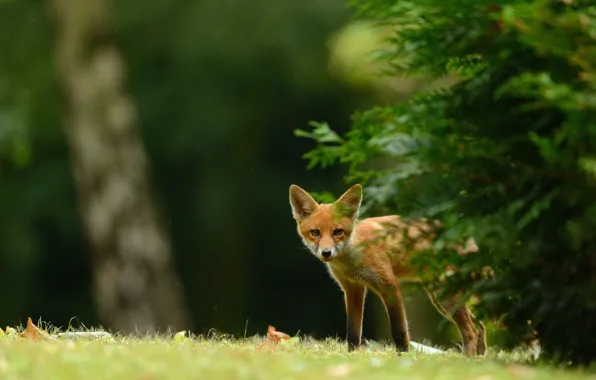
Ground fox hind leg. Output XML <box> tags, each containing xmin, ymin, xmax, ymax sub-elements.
<box><xmin>451</xmin><ymin>305</ymin><xmax>480</xmax><ymax>356</ymax></box>
<box><xmin>476</xmin><ymin>319</ymin><xmax>487</xmax><ymax>356</ymax></box>
<box><xmin>426</xmin><ymin>290</ymin><xmax>482</xmax><ymax>356</ymax></box>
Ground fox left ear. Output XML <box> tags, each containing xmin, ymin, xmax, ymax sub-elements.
<box><xmin>334</xmin><ymin>184</ymin><xmax>363</xmax><ymax>220</ymax></box>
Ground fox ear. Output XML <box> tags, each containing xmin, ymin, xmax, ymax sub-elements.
<box><xmin>334</xmin><ymin>184</ymin><xmax>363</xmax><ymax>220</ymax></box>
<box><xmin>289</xmin><ymin>185</ymin><xmax>319</xmax><ymax>221</ymax></box>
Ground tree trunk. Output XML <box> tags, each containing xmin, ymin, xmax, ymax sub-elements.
<box><xmin>47</xmin><ymin>0</ymin><xmax>190</xmax><ymax>334</ymax></box>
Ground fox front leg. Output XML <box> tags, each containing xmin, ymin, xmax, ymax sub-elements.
<box><xmin>379</xmin><ymin>284</ymin><xmax>410</xmax><ymax>353</ymax></box>
<box><xmin>341</xmin><ymin>282</ymin><xmax>366</xmax><ymax>351</ymax></box>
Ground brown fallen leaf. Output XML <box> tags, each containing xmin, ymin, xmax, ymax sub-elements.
<box><xmin>267</xmin><ymin>325</ymin><xmax>290</xmax><ymax>344</ymax></box>
<box><xmin>20</xmin><ymin>318</ymin><xmax>57</xmax><ymax>342</ymax></box>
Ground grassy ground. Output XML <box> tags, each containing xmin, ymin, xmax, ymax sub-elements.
<box><xmin>0</xmin><ymin>327</ymin><xmax>595</xmax><ymax>380</ymax></box>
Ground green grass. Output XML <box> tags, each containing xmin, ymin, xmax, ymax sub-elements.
<box><xmin>0</xmin><ymin>328</ymin><xmax>595</xmax><ymax>380</ymax></box>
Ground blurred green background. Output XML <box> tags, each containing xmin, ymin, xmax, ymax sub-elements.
<box><xmin>0</xmin><ymin>0</ymin><xmax>459</xmax><ymax>347</ymax></box>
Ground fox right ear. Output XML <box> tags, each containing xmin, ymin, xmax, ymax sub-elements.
<box><xmin>289</xmin><ymin>185</ymin><xmax>319</xmax><ymax>221</ymax></box>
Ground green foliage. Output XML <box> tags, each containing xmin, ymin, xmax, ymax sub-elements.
<box><xmin>297</xmin><ymin>0</ymin><xmax>596</xmax><ymax>366</ymax></box>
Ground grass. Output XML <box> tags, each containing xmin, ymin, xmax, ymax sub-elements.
<box><xmin>1</xmin><ymin>325</ymin><xmax>595</xmax><ymax>380</ymax></box>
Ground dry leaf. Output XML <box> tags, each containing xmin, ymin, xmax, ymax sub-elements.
<box><xmin>256</xmin><ymin>341</ymin><xmax>276</xmax><ymax>353</ymax></box>
<box><xmin>21</xmin><ymin>318</ymin><xmax>56</xmax><ymax>342</ymax></box>
<box><xmin>256</xmin><ymin>325</ymin><xmax>292</xmax><ymax>353</ymax></box>
<box><xmin>267</xmin><ymin>325</ymin><xmax>290</xmax><ymax>344</ymax></box>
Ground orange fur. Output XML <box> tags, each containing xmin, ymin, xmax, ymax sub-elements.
<box><xmin>289</xmin><ymin>184</ymin><xmax>487</xmax><ymax>356</ymax></box>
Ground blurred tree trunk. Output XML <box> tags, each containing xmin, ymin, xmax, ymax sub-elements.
<box><xmin>47</xmin><ymin>0</ymin><xmax>190</xmax><ymax>334</ymax></box>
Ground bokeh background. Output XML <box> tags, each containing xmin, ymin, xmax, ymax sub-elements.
<box><xmin>1</xmin><ymin>0</ymin><xmax>461</xmax><ymax>347</ymax></box>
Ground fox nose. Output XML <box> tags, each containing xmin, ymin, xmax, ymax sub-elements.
<box><xmin>321</xmin><ymin>249</ymin><xmax>332</xmax><ymax>259</ymax></box>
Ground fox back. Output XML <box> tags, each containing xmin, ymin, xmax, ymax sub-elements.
<box><xmin>289</xmin><ymin>184</ymin><xmax>437</xmax><ymax>281</ymax></box>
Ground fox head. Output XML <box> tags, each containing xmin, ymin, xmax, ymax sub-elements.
<box><xmin>289</xmin><ymin>184</ymin><xmax>363</xmax><ymax>262</ymax></box>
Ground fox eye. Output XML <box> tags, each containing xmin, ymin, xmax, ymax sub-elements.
<box><xmin>333</xmin><ymin>228</ymin><xmax>344</xmax><ymax>236</ymax></box>
<box><xmin>310</xmin><ymin>229</ymin><xmax>320</xmax><ymax>237</ymax></box>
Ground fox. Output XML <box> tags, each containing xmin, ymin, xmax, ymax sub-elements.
<box><xmin>289</xmin><ymin>183</ymin><xmax>487</xmax><ymax>356</ymax></box>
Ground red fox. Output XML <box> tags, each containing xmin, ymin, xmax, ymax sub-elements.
<box><xmin>289</xmin><ymin>183</ymin><xmax>487</xmax><ymax>356</ymax></box>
